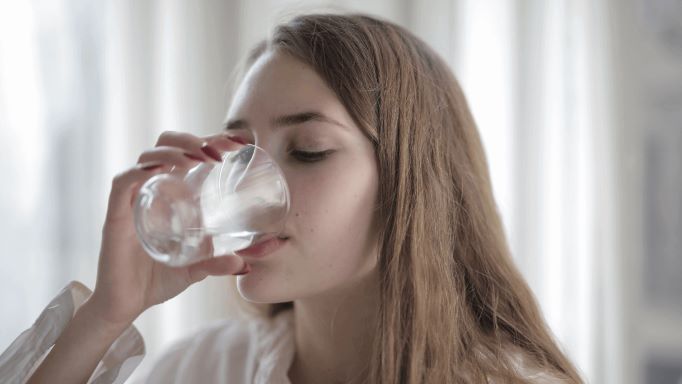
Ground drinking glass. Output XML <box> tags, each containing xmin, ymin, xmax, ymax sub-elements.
<box><xmin>133</xmin><ymin>144</ymin><xmax>290</xmax><ymax>267</ymax></box>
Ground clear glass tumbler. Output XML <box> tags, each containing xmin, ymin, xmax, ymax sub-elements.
<box><xmin>133</xmin><ymin>144</ymin><xmax>290</xmax><ymax>267</ymax></box>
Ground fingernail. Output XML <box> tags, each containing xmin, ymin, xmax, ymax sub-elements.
<box><xmin>226</xmin><ymin>136</ymin><xmax>248</xmax><ymax>145</ymax></box>
<box><xmin>183</xmin><ymin>152</ymin><xmax>205</xmax><ymax>162</ymax></box>
<box><xmin>233</xmin><ymin>263</ymin><xmax>251</xmax><ymax>275</ymax></box>
<box><xmin>139</xmin><ymin>162</ymin><xmax>164</xmax><ymax>171</ymax></box>
<box><xmin>200</xmin><ymin>143</ymin><xmax>223</xmax><ymax>162</ymax></box>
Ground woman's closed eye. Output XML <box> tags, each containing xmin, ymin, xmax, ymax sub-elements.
<box><xmin>289</xmin><ymin>149</ymin><xmax>334</xmax><ymax>163</ymax></box>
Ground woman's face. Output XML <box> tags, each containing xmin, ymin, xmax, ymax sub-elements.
<box><xmin>226</xmin><ymin>49</ymin><xmax>379</xmax><ymax>303</ymax></box>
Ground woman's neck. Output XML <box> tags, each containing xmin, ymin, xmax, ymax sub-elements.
<box><xmin>287</xmin><ymin>269</ymin><xmax>380</xmax><ymax>384</ymax></box>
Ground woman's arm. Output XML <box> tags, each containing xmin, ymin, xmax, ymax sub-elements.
<box><xmin>26</xmin><ymin>298</ymin><xmax>131</xmax><ymax>384</ymax></box>
<box><xmin>23</xmin><ymin>132</ymin><xmax>246</xmax><ymax>383</ymax></box>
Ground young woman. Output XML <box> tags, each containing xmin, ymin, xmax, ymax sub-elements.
<box><xmin>3</xmin><ymin>13</ymin><xmax>583</xmax><ymax>384</ymax></box>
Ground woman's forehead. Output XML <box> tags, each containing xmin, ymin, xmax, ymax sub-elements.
<box><xmin>239</xmin><ymin>51</ymin><xmax>324</xmax><ymax>98</ymax></box>
<box><xmin>227</xmin><ymin>50</ymin><xmax>353</xmax><ymax>129</ymax></box>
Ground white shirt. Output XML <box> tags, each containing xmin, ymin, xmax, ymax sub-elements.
<box><xmin>0</xmin><ymin>281</ymin><xmax>570</xmax><ymax>383</ymax></box>
<box><xmin>0</xmin><ymin>281</ymin><xmax>295</xmax><ymax>384</ymax></box>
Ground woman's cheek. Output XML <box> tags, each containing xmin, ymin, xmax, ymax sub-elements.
<box><xmin>286</xmin><ymin>151</ymin><xmax>377</xmax><ymax>244</ymax></box>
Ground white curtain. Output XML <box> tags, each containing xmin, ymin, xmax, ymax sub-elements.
<box><xmin>0</xmin><ymin>1</ymin><xmax>627</xmax><ymax>383</ymax></box>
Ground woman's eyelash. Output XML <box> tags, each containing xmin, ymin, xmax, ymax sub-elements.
<box><xmin>290</xmin><ymin>149</ymin><xmax>333</xmax><ymax>163</ymax></box>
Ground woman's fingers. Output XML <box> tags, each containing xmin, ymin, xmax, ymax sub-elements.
<box><xmin>154</xmin><ymin>130</ymin><xmax>246</xmax><ymax>161</ymax></box>
<box><xmin>115</xmin><ymin>131</ymin><xmax>246</xmax><ymax>244</ymax></box>
<box><xmin>155</xmin><ymin>131</ymin><xmax>208</xmax><ymax>156</ymax></box>
<box><xmin>186</xmin><ymin>255</ymin><xmax>249</xmax><ymax>283</ymax></box>
<box><xmin>106</xmin><ymin>163</ymin><xmax>172</xmax><ymax>223</ymax></box>
<box><xmin>136</xmin><ymin>146</ymin><xmax>206</xmax><ymax>168</ymax></box>
<box><xmin>103</xmin><ymin>145</ymin><xmax>206</xmax><ymax>226</ymax></box>
<box><xmin>105</xmin><ymin>130</ymin><xmax>251</xmax><ymax>259</ymax></box>
<box><xmin>203</xmin><ymin>132</ymin><xmax>247</xmax><ymax>152</ymax></box>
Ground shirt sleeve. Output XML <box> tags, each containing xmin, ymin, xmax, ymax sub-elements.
<box><xmin>0</xmin><ymin>281</ymin><xmax>146</xmax><ymax>384</ymax></box>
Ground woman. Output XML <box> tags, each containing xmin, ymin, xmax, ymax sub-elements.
<box><xmin>2</xmin><ymin>13</ymin><xmax>583</xmax><ymax>383</ymax></box>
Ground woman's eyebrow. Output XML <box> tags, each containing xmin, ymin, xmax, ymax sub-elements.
<box><xmin>224</xmin><ymin>111</ymin><xmax>347</xmax><ymax>131</ymax></box>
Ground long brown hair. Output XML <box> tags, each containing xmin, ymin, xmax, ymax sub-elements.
<box><xmin>228</xmin><ymin>13</ymin><xmax>584</xmax><ymax>384</ymax></box>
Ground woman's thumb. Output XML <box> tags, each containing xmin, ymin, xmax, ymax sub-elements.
<box><xmin>186</xmin><ymin>255</ymin><xmax>248</xmax><ymax>283</ymax></box>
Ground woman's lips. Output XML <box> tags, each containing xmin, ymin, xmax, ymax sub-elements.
<box><xmin>234</xmin><ymin>235</ymin><xmax>288</xmax><ymax>258</ymax></box>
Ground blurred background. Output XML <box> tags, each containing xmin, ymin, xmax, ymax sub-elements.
<box><xmin>1</xmin><ymin>0</ymin><xmax>680</xmax><ymax>383</ymax></box>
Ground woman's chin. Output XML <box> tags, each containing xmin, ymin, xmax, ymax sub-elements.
<box><xmin>236</xmin><ymin>274</ymin><xmax>290</xmax><ymax>304</ymax></box>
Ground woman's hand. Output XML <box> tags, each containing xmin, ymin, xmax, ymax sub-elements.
<box><xmin>86</xmin><ymin>131</ymin><xmax>247</xmax><ymax>328</ymax></box>
<box><xmin>28</xmin><ymin>131</ymin><xmax>248</xmax><ymax>384</ymax></box>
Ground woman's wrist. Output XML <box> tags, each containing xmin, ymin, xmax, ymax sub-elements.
<box><xmin>78</xmin><ymin>296</ymin><xmax>136</xmax><ymax>337</ymax></box>
<box><xmin>26</xmin><ymin>294</ymin><xmax>136</xmax><ymax>384</ymax></box>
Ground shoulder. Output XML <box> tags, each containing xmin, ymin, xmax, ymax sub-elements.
<box><xmin>140</xmin><ymin>310</ymin><xmax>294</xmax><ymax>384</ymax></box>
